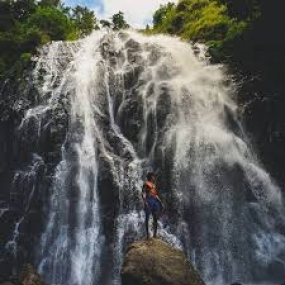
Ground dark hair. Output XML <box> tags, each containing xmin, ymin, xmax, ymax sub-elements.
<box><xmin>146</xmin><ymin>172</ymin><xmax>155</xmax><ymax>181</ymax></box>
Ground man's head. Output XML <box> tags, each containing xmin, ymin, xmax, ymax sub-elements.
<box><xmin>146</xmin><ymin>172</ymin><xmax>156</xmax><ymax>183</ymax></box>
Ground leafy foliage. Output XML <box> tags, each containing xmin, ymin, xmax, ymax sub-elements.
<box><xmin>0</xmin><ymin>0</ymin><xmax>111</xmax><ymax>78</ymax></box>
<box><xmin>153</xmin><ymin>3</ymin><xmax>175</xmax><ymax>27</ymax></box>
<box><xmin>0</xmin><ymin>1</ymin><xmax>69</xmax><ymax>77</ymax></box>
<box><xmin>112</xmin><ymin>11</ymin><xmax>130</xmax><ymax>30</ymax></box>
<box><xmin>148</xmin><ymin>0</ymin><xmax>258</xmax><ymax>61</ymax></box>
<box><xmin>219</xmin><ymin>0</ymin><xmax>261</xmax><ymax>20</ymax></box>
<box><xmin>25</xmin><ymin>6</ymin><xmax>74</xmax><ymax>41</ymax></box>
<box><xmin>0</xmin><ymin>1</ymin><xmax>131</xmax><ymax>78</ymax></box>
<box><xmin>100</xmin><ymin>20</ymin><xmax>112</xmax><ymax>29</ymax></box>
<box><xmin>71</xmin><ymin>5</ymin><xmax>99</xmax><ymax>37</ymax></box>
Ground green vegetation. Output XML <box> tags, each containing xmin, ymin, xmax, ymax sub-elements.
<box><xmin>72</xmin><ymin>5</ymin><xmax>100</xmax><ymax>37</ymax></box>
<box><xmin>0</xmin><ymin>1</ymin><xmax>130</xmax><ymax>78</ymax></box>
<box><xmin>112</xmin><ymin>11</ymin><xmax>130</xmax><ymax>30</ymax></box>
<box><xmin>148</xmin><ymin>0</ymin><xmax>285</xmax><ymax>91</ymax></box>
<box><xmin>148</xmin><ymin>0</ymin><xmax>262</xmax><ymax>61</ymax></box>
<box><xmin>99</xmin><ymin>11</ymin><xmax>130</xmax><ymax>30</ymax></box>
<box><xmin>0</xmin><ymin>0</ymin><xmax>97</xmax><ymax>78</ymax></box>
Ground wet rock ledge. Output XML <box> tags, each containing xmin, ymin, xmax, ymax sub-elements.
<box><xmin>121</xmin><ymin>238</ymin><xmax>205</xmax><ymax>285</ymax></box>
<box><xmin>0</xmin><ymin>264</ymin><xmax>48</xmax><ymax>285</ymax></box>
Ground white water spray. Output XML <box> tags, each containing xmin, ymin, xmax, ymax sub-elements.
<box><xmin>13</xmin><ymin>30</ymin><xmax>285</xmax><ymax>285</ymax></box>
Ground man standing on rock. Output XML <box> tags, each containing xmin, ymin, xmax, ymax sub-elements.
<box><xmin>142</xmin><ymin>172</ymin><xmax>164</xmax><ymax>239</ymax></box>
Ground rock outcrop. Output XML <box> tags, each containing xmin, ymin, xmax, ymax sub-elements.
<box><xmin>121</xmin><ymin>238</ymin><xmax>205</xmax><ymax>285</ymax></box>
<box><xmin>0</xmin><ymin>264</ymin><xmax>47</xmax><ymax>285</ymax></box>
<box><xmin>19</xmin><ymin>264</ymin><xmax>48</xmax><ymax>285</ymax></box>
<box><xmin>0</xmin><ymin>53</ymin><xmax>69</xmax><ymax>274</ymax></box>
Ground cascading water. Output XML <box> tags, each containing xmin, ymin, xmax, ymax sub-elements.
<box><xmin>6</xmin><ymin>30</ymin><xmax>285</xmax><ymax>285</ymax></box>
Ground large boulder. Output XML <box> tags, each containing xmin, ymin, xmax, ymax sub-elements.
<box><xmin>121</xmin><ymin>238</ymin><xmax>205</xmax><ymax>285</ymax></box>
<box><xmin>19</xmin><ymin>264</ymin><xmax>47</xmax><ymax>285</ymax></box>
<box><xmin>0</xmin><ymin>264</ymin><xmax>48</xmax><ymax>285</ymax></box>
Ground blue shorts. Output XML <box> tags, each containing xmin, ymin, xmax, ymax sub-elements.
<box><xmin>145</xmin><ymin>197</ymin><xmax>162</xmax><ymax>216</ymax></box>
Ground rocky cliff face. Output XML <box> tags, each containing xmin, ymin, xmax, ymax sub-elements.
<box><xmin>224</xmin><ymin>0</ymin><xmax>285</xmax><ymax>191</ymax></box>
<box><xmin>0</xmin><ymin>59</ymin><xmax>69</xmax><ymax>275</ymax></box>
<box><xmin>121</xmin><ymin>239</ymin><xmax>205</xmax><ymax>285</ymax></box>
<box><xmin>0</xmin><ymin>31</ymin><xmax>284</xmax><ymax>285</ymax></box>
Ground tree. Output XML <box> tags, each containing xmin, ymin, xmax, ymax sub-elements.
<box><xmin>100</xmin><ymin>19</ymin><xmax>112</xmax><ymax>29</ymax></box>
<box><xmin>11</xmin><ymin>0</ymin><xmax>37</xmax><ymax>21</ymax></box>
<box><xmin>72</xmin><ymin>5</ymin><xmax>98</xmax><ymax>36</ymax></box>
<box><xmin>25</xmin><ymin>6</ymin><xmax>73</xmax><ymax>41</ymax></box>
<box><xmin>112</xmin><ymin>11</ymin><xmax>130</xmax><ymax>30</ymax></box>
<box><xmin>0</xmin><ymin>0</ymin><xmax>100</xmax><ymax>78</ymax></box>
<box><xmin>153</xmin><ymin>2</ymin><xmax>175</xmax><ymax>27</ymax></box>
<box><xmin>39</xmin><ymin>0</ymin><xmax>61</xmax><ymax>7</ymax></box>
<box><xmin>0</xmin><ymin>1</ymin><xmax>15</xmax><ymax>31</ymax></box>
<box><xmin>218</xmin><ymin>0</ymin><xmax>260</xmax><ymax>20</ymax></box>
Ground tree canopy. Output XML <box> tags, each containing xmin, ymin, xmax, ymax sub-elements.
<box><xmin>147</xmin><ymin>0</ymin><xmax>258</xmax><ymax>60</ymax></box>
<box><xmin>72</xmin><ymin>5</ymin><xmax>99</xmax><ymax>36</ymax></box>
<box><xmin>112</xmin><ymin>11</ymin><xmax>130</xmax><ymax>30</ymax></box>
<box><xmin>0</xmin><ymin>1</ymin><xmax>130</xmax><ymax>78</ymax></box>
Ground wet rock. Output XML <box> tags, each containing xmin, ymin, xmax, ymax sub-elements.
<box><xmin>121</xmin><ymin>238</ymin><xmax>205</xmax><ymax>285</ymax></box>
<box><xmin>19</xmin><ymin>264</ymin><xmax>47</xmax><ymax>285</ymax></box>
<box><xmin>0</xmin><ymin>257</ymin><xmax>13</xmax><ymax>277</ymax></box>
<box><xmin>0</xmin><ymin>276</ymin><xmax>22</xmax><ymax>285</ymax></box>
<box><xmin>0</xmin><ymin>264</ymin><xmax>48</xmax><ymax>285</ymax></box>
<box><xmin>267</xmin><ymin>260</ymin><xmax>285</xmax><ymax>281</ymax></box>
<box><xmin>0</xmin><ymin>209</ymin><xmax>21</xmax><ymax>241</ymax></box>
<box><xmin>125</xmin><ymin>39</ymin><xmax>141</xmax><ymax>51</ymax></box>
<box><xmin>123</xmin><ymin>65</ymin><xmax>143</xmax><ymax>90</ymax></box>
<box><xmin>116</xmin><ymin>97</ymin><xmax>143</xmax><ymax>145</ymax></box>
<box><xmin>0</xmin><ymin>45</ymin><xmax>69</xmax><ymax>275</ymax></box>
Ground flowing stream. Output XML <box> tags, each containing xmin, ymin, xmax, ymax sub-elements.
<box><xmin>7</xmin><ymin>31</ymin><xmax>285</xmax><ymax>285</ymax></box>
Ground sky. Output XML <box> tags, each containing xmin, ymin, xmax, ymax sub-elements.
<box><xmin>63</xmin><ymin>0</ymin><xmax>178</xmax><ymax>28</ymax></box>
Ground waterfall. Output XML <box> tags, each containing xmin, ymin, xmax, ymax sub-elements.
<box><xmin>6</xmin><ymin>31</ymin><xmax>285</xmax><ymax>285</ymax></box>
